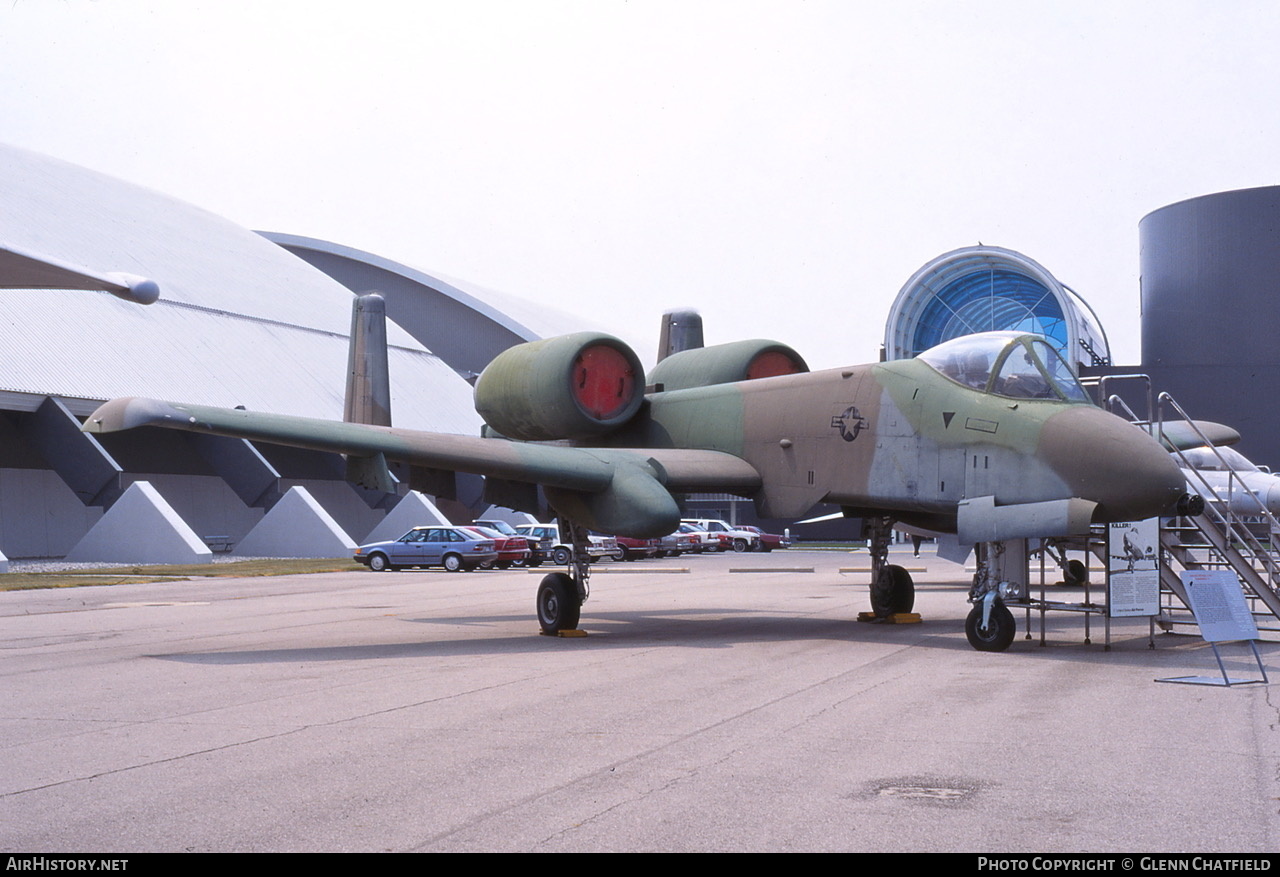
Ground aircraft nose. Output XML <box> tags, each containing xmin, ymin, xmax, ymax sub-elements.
<box><xmin>1039</xmin><ymin>407</ymin><xmax>1188</xmax><ymax>522</ymax></box>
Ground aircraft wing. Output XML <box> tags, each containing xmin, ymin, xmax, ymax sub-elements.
<box><xmin>0</xmin><ymin>241</ymin><xmax>160</xmax><ymax>304</ymax></box>
<box><xmin>83</xmin><ymin>397</ymin><xmax>761</xmax><ymax>537</ymax></box>
<box><xmin>1149</xmin><ymin>420</ymin><xmax>1241</xmax><ymax>451</ymax></box>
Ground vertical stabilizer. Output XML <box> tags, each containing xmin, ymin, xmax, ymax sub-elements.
<box><xmin>345</xmin><ymin>292</ymin><xmax>392</xmax><ymax>426</ymax></box>
<box><xmin>657</xmin><ymin>309</ymin><xmax>704</xmax><ymax>363</ymax></box>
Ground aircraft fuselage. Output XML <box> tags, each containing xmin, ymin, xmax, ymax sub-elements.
<box><xmin>613</xmin><ymin>355</ymin><xmax>1186</xmax><ymax>533</ymax></box>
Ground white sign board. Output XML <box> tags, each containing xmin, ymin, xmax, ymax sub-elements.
<box><xmin>1181</xmin><ymin>570</ymin><xmax>1259</xmax><ymax>642</ymax></box>
<box><xmin>1108</xmin><ymin>518</ymin><xmax>1161</xmax><ymax>617</ymax></box>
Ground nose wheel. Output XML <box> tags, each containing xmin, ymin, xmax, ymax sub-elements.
<box><xmin>965</xmin><ymin>600</ymin><xmax>1015</xmax><ymax>652</ymax></box>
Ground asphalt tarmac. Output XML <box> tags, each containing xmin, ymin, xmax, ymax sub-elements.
<box><xmin>2</xmin><ymin>547</ymin><xmax>1277</xmax><ymax>853</ymax></box>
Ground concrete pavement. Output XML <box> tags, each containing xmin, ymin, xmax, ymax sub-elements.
<box><xmin>1</xmin><ymin>547</ymin><xmax>1277</xmax><ymax>852</ymax></box>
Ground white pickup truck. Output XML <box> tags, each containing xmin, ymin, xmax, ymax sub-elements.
<box><xmin>514</xmin><ymin>523</ymin><xmax>618</xmax><ymax>565</ymax></box>
<box><xmin>680</xmin><ymin>518</ymin><xmax>761</xmax><ymax>553</ymax></box>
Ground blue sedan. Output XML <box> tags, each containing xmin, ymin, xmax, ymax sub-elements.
<box><xmin>355</xmin><ymin>526</ymin><xmax>498</xmax><ymax>572</ymax></box>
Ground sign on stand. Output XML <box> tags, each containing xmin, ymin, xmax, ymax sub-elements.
<box><xmin>1157</xmin><ymin>569</ymin><xmax>1268</xmax><ymax>686</ymax></box>
<box><xmin>1107</xmin><ymin>518</ymin><xmax>1160</xmax><ymax>617</ymax></box>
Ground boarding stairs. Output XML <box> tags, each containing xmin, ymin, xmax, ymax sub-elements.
<box><xmin>1096</xmin><ymin>379</ymin><xmax>1280</xmax><ymax>634</ymax></box>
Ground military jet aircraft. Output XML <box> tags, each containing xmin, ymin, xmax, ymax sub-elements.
<box><xmin>1177</xmin><ymin>445</ymin><xmax>1280</xmax><ymax>517</ymax></box>
<box><xmin>83</xmin><ymin>327</ymin><xmax>1202</xmax><ymax>650</ymax></box>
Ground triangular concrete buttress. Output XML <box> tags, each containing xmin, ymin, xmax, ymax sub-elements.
<box><xmin>362</xmin><ymin>490</ymin><xmax>451</xmax><ymax>543</ymax></box>
<box><xmin>65</xmin><ymin>481</ymin><xmax>213</xmax><ymax>564</ymax></box>
<box><xmin>232</xmin><ymin>486</ymin><xmax>356</xmax><ymax>558</ymax></box>
<box><xmin>478</xmin><ymin>505</ymin><xmax>541</xmax><ymax>527</ymax></box>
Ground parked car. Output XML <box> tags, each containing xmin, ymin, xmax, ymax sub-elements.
<box><xmin>657</xmin><ymin>531</ymin><xmax>696</xmax><ymax>557</ymax></box>
<box><xmin>612</xmin><ymin>535</ymin><xmax>660</xmax><ymax>561</ymax></box>
<box><xmin>676</xmin><ymin>522</ymin><xmax>718</xmax><ymax>553</ymax></box>
<box><xmin>681</xmin><ymin>518</ymin><xmax>762</xmax><ymax>553</ymax></box>
<box><xmin>355</xmin><ymin>526</ymin><xmax>497</xmax><ymax>572</ymax></box>
<box><xmin>514</xmin><ymin>523</ymin><xmax>617</xmax><ymax>565</ymax></box>
<box><xmin>738</xmin><ymin>525</ymin><xmax>790</xmax><ymax>551</ymax></box>
<box><xmin>475</xmin><ymin>519</ymin><xmax>551</xmax><ymax>566</ymax></box>
<box><xmin>462</xmin><ymin>525</ymin><xmax>531</xmax><ymax>568</ymax></box>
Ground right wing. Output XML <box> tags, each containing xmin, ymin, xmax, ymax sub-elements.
<box><xmin>1149</xmin><ymin>420</ymin><xmax>1241</xmax><ymax>452</ymax></box>
<box><xmin>83</xmin><ymin>397</ymin><xmax>761</xmax><ymax>537</ymax></box>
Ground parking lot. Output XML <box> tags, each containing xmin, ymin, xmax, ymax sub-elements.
<box><xmin>1</xmin><ymin>547</ymin><xmax>1277</xmax><ymax>852</ymax></box>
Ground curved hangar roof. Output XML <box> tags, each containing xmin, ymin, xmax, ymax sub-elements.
<box><xmin>259</xmin><ymin>232</ymin><xmax>588</xmax><ymax>381</ymax></box>
<box><xmin>0</xmin><ymin>144</ymin><xmax>480</xmax><ymax>434</ymax></box>
<box><xmin>883</xmin><ymin>245</ymin><xmax>1110</xmax><ymax>373</ymax></box>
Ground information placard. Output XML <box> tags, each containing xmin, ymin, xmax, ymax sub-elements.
<box><xmin>1181</xmin><ymin>569</ymin><xmax>1259</xmax><ymax>642</ymax></box>
<box><xmin>1107</xmin><ymin>518</ymin><xmax>1160</xmax><ymax>617</ymax></box>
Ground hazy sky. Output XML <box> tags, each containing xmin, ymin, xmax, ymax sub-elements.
<box><xmin>2</xmin><ymin>1</ymin><xmax>1277</xmax><ymax>369</ymax></box>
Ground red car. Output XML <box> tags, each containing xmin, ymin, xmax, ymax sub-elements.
<box><xmin>739</xmin><ymin>526</ymin><xmax>790</xmax><ymax>552</ymax></box>
<box><xmin>613</xmin><ymin>536</ymin><xmax>660</xmax><ymax>561</ymax></box>
<box><xmin>463</xmin><ymin>526</ymin><xmax>531</xmax><ymax>569</ymax></box>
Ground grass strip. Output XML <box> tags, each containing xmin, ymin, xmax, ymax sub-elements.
<box><xmin>0</xmin><ymin>558</ymin><xmax>363</xmax><ymax>591</ymax></box>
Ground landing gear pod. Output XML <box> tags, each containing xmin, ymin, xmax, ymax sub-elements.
<box><xmin>646</xmin><ymin>338</ymin><xmax>808</xmax><ymax>393</ymax></box>
<box><xmin>475</xmin><ymin>332</ymin><xmax>644</xmax><ymax>441</ymax></box>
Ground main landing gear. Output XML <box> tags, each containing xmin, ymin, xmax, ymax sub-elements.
<box><xmin>865</xmin><ymin>517</ymin><xmax>915</xmax><ymax>618</ymax></box>
<box><xmin>536</xmin><ymin>517</ymin><xmax>590</xmax><ymax>635</ymax></box>
<box><xmin>863</xmin><ymin>519</ymin><xmax>1017</xmax><ymax>652</ymax></box>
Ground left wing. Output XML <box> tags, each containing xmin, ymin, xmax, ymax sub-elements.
<box><xmin>83</xmin><ymin>397</ymin><xmax>761</xmax><ymax>537</ymax></box>
<box><xmin>1149</xmin><ymin>420</ymin><xmax>1241</xmax><ymax>452</ymax></box>
<box><xmin>0</xmin><ymin>241</ymin><xmax>160</xmax><ymax>304</ymax></box>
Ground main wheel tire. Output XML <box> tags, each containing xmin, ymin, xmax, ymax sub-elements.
<box><xmin>536</xmin><ymin>572</ymin><xmax>581</xmax><ymax>634</ymax></box>
<box><xmin>965</xmin><ymin>601</ymin><xmax>1016</xmax><ymax>652</ymax></box>
<box><xmin>442</xmin><ymin>553</ymin><xmax>463</xmax><ymax>573</ymax></box>
<box><xmin>1064</xmin><ymin>559</ymin><xmax>1087</xmax><ymax>586</ymax></box>
<box><xmin>732</xmin><ymin>539</ymin><xmax>748</xmax><ymax>553</ymax></box>
<box><xmin>871</xmin><ymin>564</ymin><xmax>914</xmax><ymax>616</ymax></box>
<box><xmin>368</xmin><ymin>553</ymin><xmax>390</xmax><ymax>572</ymax></box>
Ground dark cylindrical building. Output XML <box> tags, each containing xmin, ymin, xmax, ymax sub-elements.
<box><xmin>1140</xmin><ymin>186</ymin><xmax>1280</xmax><ymax>464</ymax></box>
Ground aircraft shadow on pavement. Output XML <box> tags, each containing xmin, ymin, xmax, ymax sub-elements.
<box><xmin>148</xmin><ymin>600</ymin><xmax>1250</xmax><ymax>668</ymax></box>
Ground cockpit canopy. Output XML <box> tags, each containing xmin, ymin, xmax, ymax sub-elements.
<box><xmin>1178</xmin><ymin>445</ymin><xmax>1259</xmax><ymax>472</ymax></box>
<box><xmin>918</xmin><ymin>332</ymin><xmax>1091</xmax><ymax>403</ymax></box>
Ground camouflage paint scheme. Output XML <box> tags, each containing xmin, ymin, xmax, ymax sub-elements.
<box><xmin>617</xmin><ymin>343</ymin><xmax>1186</xmax><ymax>538</ymax></box>
<box><xmin>83</xmin><ymin>332</ymin><xmax>1189</xmax><ymax>543</ymax></box>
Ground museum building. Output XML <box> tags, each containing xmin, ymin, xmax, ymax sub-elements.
<box><xmin>2</xmin><ymin>142</ymin><xmax>1277</xmax><ymax>563</ymax></box>
<box><xmin>0</xmin><ymin>144</ymin><xmax>571</xmax><ymax>564</ymax></box>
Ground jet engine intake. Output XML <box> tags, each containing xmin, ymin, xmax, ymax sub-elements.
<box><xmin>474</xmin><ymin>332</ymin><xmax>644</xmax><ymax>441</ymax></box>
<box><xmin>646</xmin><ymin>338</ymin><xmax>808</xmax><ymax>392</ymax></box>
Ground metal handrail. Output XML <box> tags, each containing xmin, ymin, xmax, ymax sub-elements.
<box><xmin>1156</xmin><ymin>392</ymin><xmax>1280</xmax><ymax>600</ymax></box>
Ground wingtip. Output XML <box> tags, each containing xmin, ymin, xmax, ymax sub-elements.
<box><xmin>82</xmin><ymin>397</ymin><xmax>186</xmax><ymax>433</ymax></box>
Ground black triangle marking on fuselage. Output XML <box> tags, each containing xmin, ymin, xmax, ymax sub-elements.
<box><xmin>942</xmin><ymin>411</ymin><xmax>955</xmax><ymax>428</ymax></box>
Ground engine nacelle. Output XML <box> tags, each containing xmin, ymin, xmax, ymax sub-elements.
<box><xmin>474</xmin><ymin>332</ymin><xmax>644</xmax><ymax>441</ymax></box>
<box><xmin>647</xmin><ymin>338</ymin><xmax>808</xmax><ymax>393</ymax></box>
